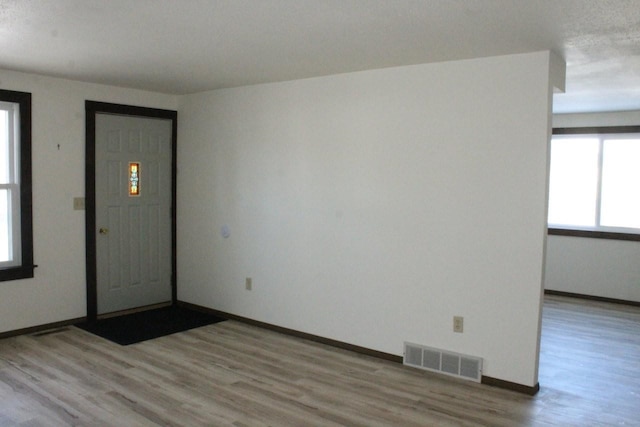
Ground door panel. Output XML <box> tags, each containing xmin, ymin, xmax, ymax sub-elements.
<box><xmin>95</xmin><ymin>113</ymin><xmax>172</xmax><ymax>315</ymax></box>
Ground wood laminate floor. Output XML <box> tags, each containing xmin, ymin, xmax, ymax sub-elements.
<box><xmin>0</xmin><ymin>295</ymin><xmax>638</xmax><ymax>426</ymax></box>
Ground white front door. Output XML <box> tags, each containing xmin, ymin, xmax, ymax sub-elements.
<box><xmin>95</xmin><ymin>113</ymin><xmax>172</xmax><ymax>315</ymax></box>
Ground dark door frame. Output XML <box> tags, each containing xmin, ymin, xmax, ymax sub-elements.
<box><xmin>85</xmin><ymin>101</ymin><xmax>178</xmax><ymax>322</ymax></box>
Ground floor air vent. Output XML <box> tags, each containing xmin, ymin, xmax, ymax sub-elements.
<box><xmin>404</xmin><ymin>342</ymin><xmax>482</xmax><ymax>382</ymax></box>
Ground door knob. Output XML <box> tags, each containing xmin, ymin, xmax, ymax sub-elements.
<box><xmin>99</xmin><ymin>227</ymin><xmax>109</xmax><ymax>235</ymax></box>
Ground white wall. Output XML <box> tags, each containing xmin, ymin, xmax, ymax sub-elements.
<box><xmin>553</xmin><ymin>110</ymin><xmax>640</xmax><ymax>128</ymax></box>
<box><xmin>545</xmin><ymin>110</ymin><xmax>640</xmax><ymax>302</ymax></box>
<box><xmin>546</xmin><ymin>235</ymin><xmax>640</xmax><ymax>302</ymax></box>
<box><xmin>177</xmin><ymin>51</ymin><xmax>561</xmax><ymax>387</ymax></box>
<box><xmin>0</xmin><ymin>69</ymin><xmax>177</xmax><ymax>334</ymax></box>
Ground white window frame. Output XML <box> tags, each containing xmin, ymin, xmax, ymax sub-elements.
<box><xmin>549</xmin><ymin>126</ymin><xmax>640</xmax><ymax>241</ymax></box>
<box><xmin>1</xmin><ymin>101</ymin><xmax>22</xmax><ymax>268</ymax></box>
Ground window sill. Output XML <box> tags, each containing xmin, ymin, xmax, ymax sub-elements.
<box><xmin>548</xmin><ymin>228</ymin><xmax>640</xmax><ymax>242</ymax></box>
<box><xmin>0</xmin><ymin>265</ymin><xmax>36</xmax><ymax>282</ymax></box>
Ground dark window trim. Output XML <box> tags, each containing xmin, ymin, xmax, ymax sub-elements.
<box><xmin>0</xmin><ymin>89</ymin><xmax>34</xmax><ymax>282</ymax></box>
<box><xmin>549</xmin><ymin>125</ymin><xmax>640</xmax><ymax>242</ymax></box>
<box><xmin>553</xmin><ymin>125</ymin><xmax>640</xmax><ymax>135</ymax></box>
<box><xmin>85</xmin><ymin>101</ymin><xmax>178</xmax><ymax>322</ymax></box>
<box><xmin>548</xmin><ymin>228</ymin><xmax>640</xmax><ymax>242</ymax></box>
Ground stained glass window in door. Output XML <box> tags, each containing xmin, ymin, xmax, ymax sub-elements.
<box><xmin>129</xmin><ymin>162</ymin><xmax>140</xmax><ymax>196</ymax></box>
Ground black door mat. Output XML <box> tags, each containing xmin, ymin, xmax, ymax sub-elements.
<box><xmin>76</xmin><ymin>305</ymin><xmax>225</xmax><ymax>345</ymax></box>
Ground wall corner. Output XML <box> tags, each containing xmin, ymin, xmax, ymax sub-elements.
<box><xmin>549</xmin><ymin>51</ymin><xmax>566</xmax><ymax>94</ymax></box>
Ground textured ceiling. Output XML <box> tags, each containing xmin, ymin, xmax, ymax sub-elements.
<box><xmin>1</xmin><ymin>0</ymin><xmax>639</xmax><ymax>113</ymax></box>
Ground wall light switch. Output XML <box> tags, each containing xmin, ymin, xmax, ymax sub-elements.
<box><xmin>73</xmin><ymin>197</ymin><xmax>85</xmax><ymax>210</ymax></box>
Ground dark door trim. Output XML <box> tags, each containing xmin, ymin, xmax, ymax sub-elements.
<box><xmin>85</xmin><ymin>101</ymin><xmax>178</xmax><ymax>322</ymax></box>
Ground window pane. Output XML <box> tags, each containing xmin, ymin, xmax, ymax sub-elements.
<box><xmin>0</xmin><ymin>189</ymin><xmax>9</xmax><ymax>262</ymax></box>
<box><xmin>0</xmin><ymin>110</ymin><xmax>8</xmax><ymax>184</ymax></box>
<box><xmin>600</xmin><ymin>138</ymin><xmax>640</xmax><ymax>229</ymax></box>
<box><xmin>548</xmin><ymin>138</ymin><xmax>599</xmax><ymax>227</ymax></box>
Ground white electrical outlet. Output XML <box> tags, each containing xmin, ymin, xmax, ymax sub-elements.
<box><xmin>245</xmin><ymin>277</ymin><xmax>252</xmax><ymax>291</ymax></box>
<box><xmin>453</xmin><ymin>316</ymin><xmax>464</xmax><ymax>333</ymax></box>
